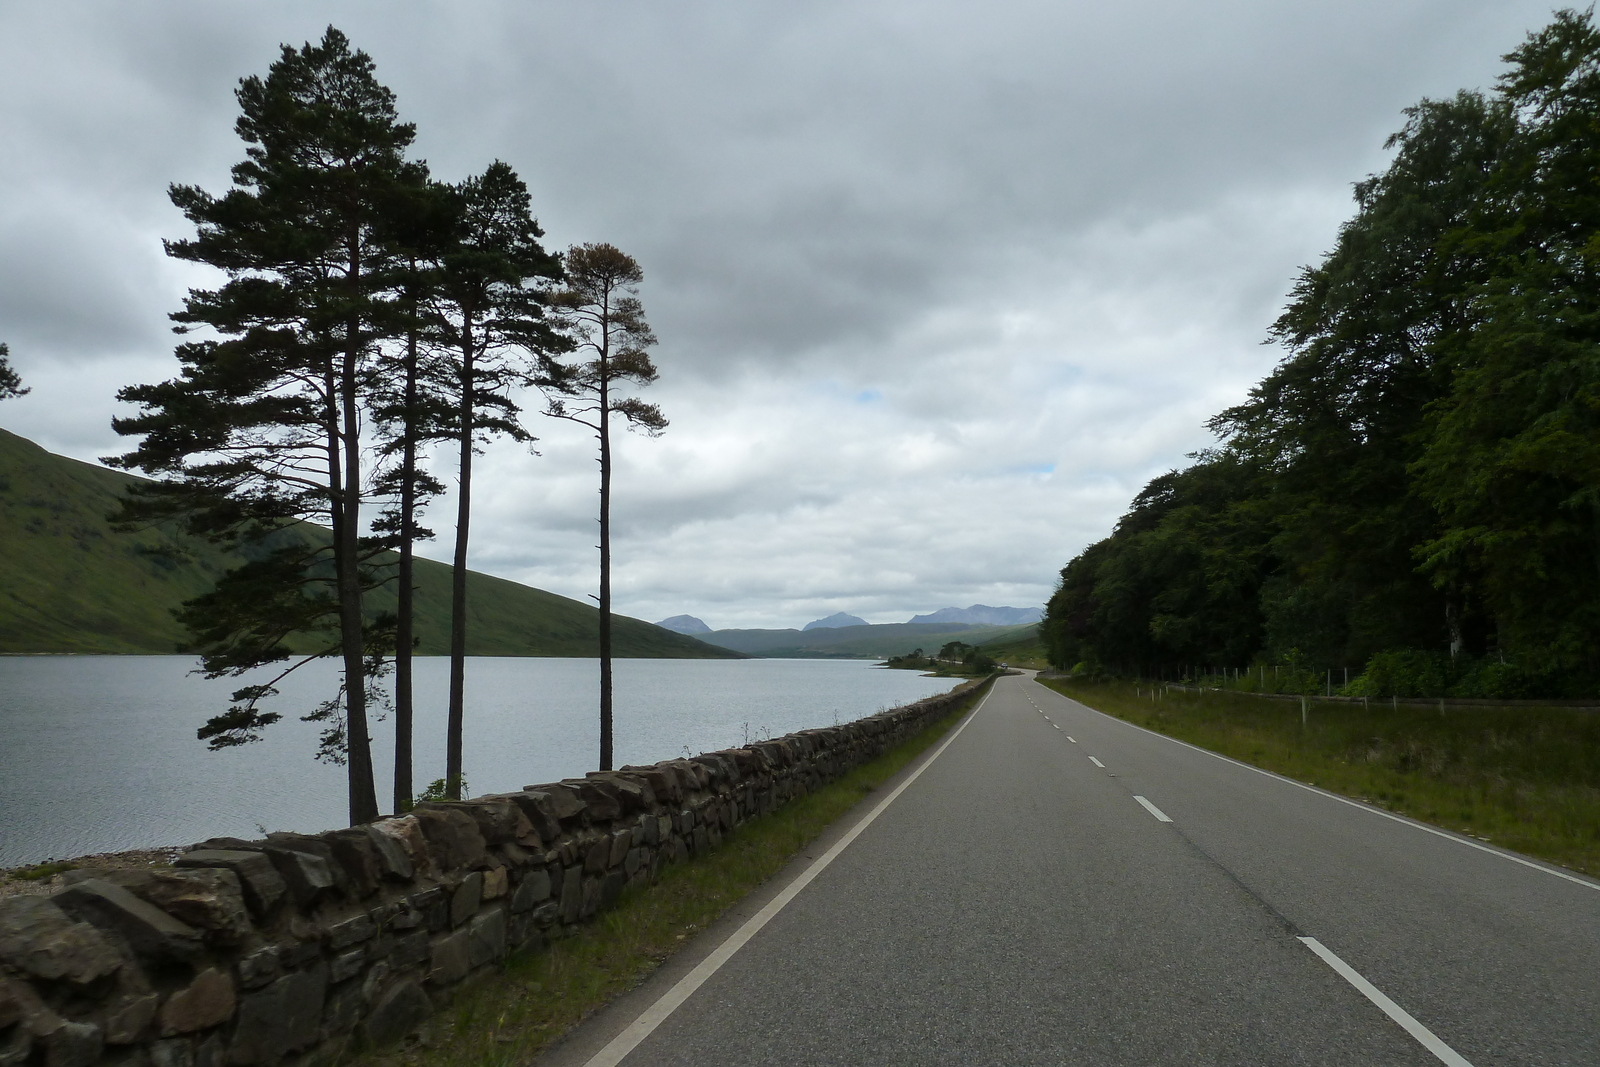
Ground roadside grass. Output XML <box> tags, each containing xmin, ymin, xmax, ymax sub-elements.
<box><xmin>1041</xmin><ymin>677</ymin><xmax>1600</xmax><ymax>878</ymax></box>
<box><xmin>342</xmin><ymin>680</ymin><xmax>988</xmax><ymax>1067</ymax></box>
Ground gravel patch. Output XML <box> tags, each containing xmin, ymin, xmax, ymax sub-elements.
<box><xmin>0</xmin><ymin>847</ymin><xmax>183</xmax><ymax>900</ymax></box>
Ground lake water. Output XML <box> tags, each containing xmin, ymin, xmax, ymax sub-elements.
<box><xmin>0</xmin><ymin>656</ymin><xmax>958</xmax><ymax>867</ymax></box>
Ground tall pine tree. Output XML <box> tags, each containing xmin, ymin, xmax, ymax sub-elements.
<box><xmin>110</xmin><ymin>28</ymin><xmax>424</xmax><ymax>824</ymax></box>
<box><xmin>426</xmin><ymin>163</ymin><xmax>563</xmax><ymax>799</ymax></box>
<box><xmin>542</xmin><ymin>244</ymin><xmax>665</xmax><ymax>772</ymax></box>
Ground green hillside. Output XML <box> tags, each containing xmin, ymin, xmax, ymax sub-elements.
<box><xmin>975</xmin><ymin>624</ymin><xmax>1048</xmax><ymax>669</ymax></box>
<box><xmin>701</xmin><ymin>621</ymin><xmax>1035</xmax><ymax>659</ymax></box>
<box><xmin>0</xmin><ymin>427</ymin><xmax>737</xmax><ymax>658</ymax></box>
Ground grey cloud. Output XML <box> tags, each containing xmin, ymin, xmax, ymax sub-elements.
<box><xmin>0</xmin><ymin>0</ymin><xmax>1566</xmax><ymax>631</ymax></box>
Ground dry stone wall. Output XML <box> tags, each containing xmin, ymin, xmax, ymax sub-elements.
<box><xmin>0</xmin><ymin>678</ymin><xmax>989</xmax><ymax>1067</ymax></box>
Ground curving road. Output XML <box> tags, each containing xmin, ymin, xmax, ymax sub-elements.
<box><xmin>539</xmin><ymin>672</ymin><xmax>1600</xmax><ymax>1066</ymax></box>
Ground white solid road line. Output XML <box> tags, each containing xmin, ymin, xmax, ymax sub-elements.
<box><xmin>1088</xmin><ymin>756</ymin><xmax>1105</xmax><ymax>768</ymax></box>
<box><xmin>1299</xmin><ymin>937</ymin><xmax>1474</xmax><ymax>1067</ymax></box>
<box><xmin>1133</xmin><ymin>795</ymin><xmax>1172</xmax><ymax>823</ymax></box>
<box><xmin>1030</xmin><ymin>682</ymin><xmax>1600</xmax><ymax>894</ymax></box>
<box><xmin>578</xmin><ymin>687</ymin><xmax>998</xmax><ymax>1067</ymax></box>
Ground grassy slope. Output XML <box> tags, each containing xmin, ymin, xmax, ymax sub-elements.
<box><xmin>973</xmin><ymin>622</ymin><xmax>1046</xmax><ymax>666</ymax></box>
<box><xmin>1042</xmin><ymin>677</ymin><xmax>1600</xmax><ymax>878</ymax></box>
<box><xmin>0</xmin><ymin>427</ymin><xmax>736</xmax><ymax>658</ymax></box>
<box><xmin>700</xmin><ymin>621</ymin><xmax>1028</xmax><ymax>658</ymax></box>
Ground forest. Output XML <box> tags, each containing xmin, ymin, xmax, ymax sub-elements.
<box><xmin>1043</xmin><ymin>9</ymin><xmax>1600</xmax><ymax>699</ymax></box>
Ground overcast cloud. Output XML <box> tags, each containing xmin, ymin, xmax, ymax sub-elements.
<box><xmin>0</xmin><ymin>1</ymin><xmax>1563</xmax><ymax>628</ymax></box>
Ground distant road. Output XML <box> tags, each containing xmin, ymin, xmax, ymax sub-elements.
<box><xmin>542</xmin><ymin>673</ymin><xmax>1600</xmax><ymax>1066</ymax></box>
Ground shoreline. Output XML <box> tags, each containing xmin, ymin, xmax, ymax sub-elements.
<box><xmin>0</xmin><ymin>846</ymin><xmax>183</xmax><ymax>900</ymax></box>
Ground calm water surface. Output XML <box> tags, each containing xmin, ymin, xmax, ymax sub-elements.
<box><xmin>0</xmin><ymin>656</ymin><xmax>956</xmax><ymax>866</ymax></box>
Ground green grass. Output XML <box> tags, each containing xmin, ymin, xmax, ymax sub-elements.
<box><xmin>975</xmin><ymin>628</ymin><xmax>1048</xmax><ymax>670</ymax></box>
<box><xmin>1042</xmin><ymin>677</ymin><xmax>1600</xmax><ymax>877</ymax></box>
<box><xmin>6</xmin><ymin>860</ymin><xmax>77</xmax><ymax>882</ymax></box>
<box><xmin>342</xmin><ymin>680</ymin><xmax>990</xmax><ymax>1067</ymax></box>
<box><xmin>0</xmin><ymin>427</ymin><xmax>736</xmax><ymax>658</ymax></box>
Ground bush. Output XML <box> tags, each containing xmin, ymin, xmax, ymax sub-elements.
<box><xmin>1348</xmin><ymin>650</ymin><xmax>1452</xmax><ymax>698</ymax></box>
<box><xmin>1347</xmin><ymin>650</ymin><xmax>1564</xmax><ymax>699</ymax></box>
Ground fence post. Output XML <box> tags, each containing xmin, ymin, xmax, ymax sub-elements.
<box><xmin>1301</xmin><ymin>696</ymin><xmax>1308</xmax><ymax>727</ymax></box>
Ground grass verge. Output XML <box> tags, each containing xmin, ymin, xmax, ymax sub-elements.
<box><xmin>342</xmin><ymin>680</ymin><xmax>989</xmax><ymax>1067</ymax></box>
<box><xmin>1041</xmin><ymin>677</ymin><xmax>1600</xmax><ymax>878</ymax></box>
<box><xmin>9</xmin><ymin>860</ymin><xmax>77</xmax><ymax>881</ymax></box>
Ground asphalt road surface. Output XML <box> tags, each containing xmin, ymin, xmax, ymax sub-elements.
<box><xmin>540</xmin><ymin>673</ymin><xmax>1600</xmax><ymax>1066</ymax></box>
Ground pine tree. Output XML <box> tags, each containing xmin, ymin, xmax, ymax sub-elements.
<box><xmin>370</xmin><ymin>182</ymin><xmax>456</xmax><ymax>814</ymax></box>
<box><xmin>426</xmin><ymin>163</ymin><xmax>563</xmax><ymax>799</ymax></box>
<box><xmin>109</xmin><ymin>28</ymin><xmax>424</xmax><ymax>825</ymax></box>
<box><xmin>542</xmin><ymin>244</ymin><xmax>666</xmax><ymax>771</ymax></box>
<box><xmin>0</xmin><ymin>343</ymin><xmax>25</xmax><ymax>400</ymax></box>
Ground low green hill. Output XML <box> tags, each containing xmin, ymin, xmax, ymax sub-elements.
<box><xmin>975</xmin><ymin>624</ymin><xmax>1048</xmax><ymax>669</ymax></box>
<box><xmin>0</xmin><ymin>427</ymin><xmax>737</xmax><ymax>658</ymax></box>
<box><xmin>701</xmin><ymin>621</ymin><xmax>1035</xmax><ymax>659</ymax></box>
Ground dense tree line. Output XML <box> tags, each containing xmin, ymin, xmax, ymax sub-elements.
<box><xmin>1044</xmin><ymin>10</ymin><xmax>1600</xmax><ymax>698</ymax></box>
<box><xmin>108</xmin><ymin>29</ymin><xmax>663</xmax><ymax>822</ymax></box>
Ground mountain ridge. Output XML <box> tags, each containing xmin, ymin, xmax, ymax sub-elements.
<box><xmin>656</xmin><ymin>614</ymin><xmax>711</xmax><ymax>635</ymax></box>
<box><xmin>700</xmin><ymin>621</ymin><xmax>1038</xmax><ymax>659</ymax></box>
<box><xmin>0</xmin><ymin>426</ymin><xmax>739</xmax><ymax>658</ymax></box>
<box><xmin>907</xmin><ymin>604</ymin><xmax>1041</xmax><ymax>626</ymax></box>
<box><xmin>802</xmin><ymin>612</ymin><xmax>868</xmax><ymax>631</ymax></box>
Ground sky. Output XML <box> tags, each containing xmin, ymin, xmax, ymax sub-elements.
<box><xmin>0</xmin><ymin>0</ymin><xmax>1565</xmax><ymax>630</ymax></box>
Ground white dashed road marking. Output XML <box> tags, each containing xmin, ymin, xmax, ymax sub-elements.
<box><xmin>1298</xmin><ymin>938</ymin><xmax>1475</xmax><ymax>1067</ymax></box>
<box><xmin>580</xmin><ymin>687</ymin><xmax>997</xmax><ymax>1067</ymax></box>
<box><xmin>1133</xmin><ymin>795</ymin><xmax>1172</xmax><ymax>823</ymax></box>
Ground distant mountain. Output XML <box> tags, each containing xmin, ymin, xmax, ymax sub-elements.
<box><xmin>0</xmin><ymin>427</ymin><xmax>741</xmax><ymax>659</ymax></box>
<box><xmin>656</xmin><ymin>614</ymin><xmax>711</xmax><ymax>635</ymax></box>
<box><xmin>700</xmin><ymin>621</ymin><xmax>1038</xmax><ymax>659</ymax></box>
<box><xmin>907</xmin><ymin>604</ymin><xmax>1041</xmax><ymax>627</ymax></box>
<box><xmin>802</xmin><ymin>612</ymin><xmax>868</xmax><ymax>631</ymax></box>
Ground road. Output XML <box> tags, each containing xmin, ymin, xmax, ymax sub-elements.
<box><xmin>540</xmin><ymin>672</ymin><xmax>1600</xmax><ymax>1066</ymax></box>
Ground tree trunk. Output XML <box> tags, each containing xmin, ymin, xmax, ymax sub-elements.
<box><xmin>338</xmin><ymin>324</ymin><xmax>378</xmax><ymax>825</ymax></box>
<box><xmin>599</xmin><ymin>369</ymin><xmax>613</xmax><ymax>772</ymax></box>
<box><xmin>392</xmin><ymin>316</ymin><xmax>419</xmax><ymax>815</ymax></box>
<box><xmin>446</xmin><ymin>327</ymin><xmax>474</xmax><ymax>800</ymax></box>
